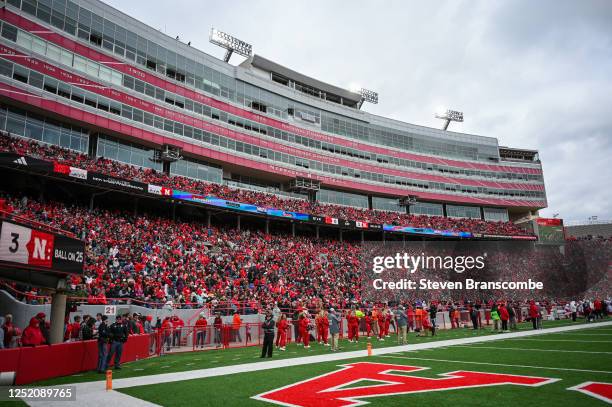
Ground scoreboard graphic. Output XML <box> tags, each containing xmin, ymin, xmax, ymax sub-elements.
<box><xmin>0</xmin><ymin>220</ymin><xmax>84</xmax><ymax>274</ymax></box>
<box><xmin>536</xmin><ymin>218</ymin><xmax>565</xmax><ymax>244</ymax></box>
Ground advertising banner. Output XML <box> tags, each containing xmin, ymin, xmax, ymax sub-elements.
<box><xmin>383</xmin><ymin>224</ymin><xmax>473</xmax><ymax>238</ymax></box>
<box><xmin>53</xmin><ymin>162</ymin><xmax>87</xmax><ymax>180</ymax></box>
<box><xmin>87</xmin><ymin>172</ymin><xmax>147</xmax><ymax>193</ymax></box>
<box><xmin>0</xmin><ymin>152</ymin><xmax>53</xmax><ymax>172</ymax></box>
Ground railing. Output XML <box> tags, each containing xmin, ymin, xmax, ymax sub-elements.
<box><xmin>0</xmin><ymin>209</ymin><xmax>78</xmax><ymax>239</ymax></box>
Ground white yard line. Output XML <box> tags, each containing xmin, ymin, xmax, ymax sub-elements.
<box><xmin>379</xmin><ymin>355</ymin><xmax>612</xmax><ymax>374</ymax></box>
<box><xmin>502</xmin><ymin>339</ymin><xmax>611</xmax><ymax>343</ymax></box>
<box><xmin>549</xmin><ymin>333</ymin><xmax>612</xmax><ymax>336</ymax></box>
<box><xmin>25</xmin><ymin>320</ymin><xmax>612</xmax><ymax>407</ymax></box>
<box><xmin>450</xmin><ymin>345</ymin><xmax>612</xmax><ymax>355</ymax></box>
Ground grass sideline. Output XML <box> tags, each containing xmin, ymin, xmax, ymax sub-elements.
<box><xmin>32</xmin><ymin>319</ymin><xmax>602</xmax><ymax>386</ymax></box>
<box><xmin>118</xmin><ymin>323</ymin><xmax>612</xmax><ymax>406</ymax></box>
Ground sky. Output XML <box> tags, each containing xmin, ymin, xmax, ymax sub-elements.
<box><xmin>104</xmin><ymin>0</ymin><xmax>612</xmax><ymax>222</ymax></box>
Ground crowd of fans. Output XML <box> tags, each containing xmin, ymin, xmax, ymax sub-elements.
<box><xmin>1</xmin><ymin>192</ymin><xmax>609</xmax><ymax>312</ymax></box>
<box><xmin>0</xmin><ymin>194</ymin><xmax>363</xmax><ymax>312</ymax></box>
<box><xmin>0</xmin><ymin>132</ymin><xmax>531</xmax><ymax>236</ymax></box>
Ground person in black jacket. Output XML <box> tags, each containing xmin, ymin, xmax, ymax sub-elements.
<box><xmin>292</xmin><ymin>309</ymin><xmax>300</xmax><ymax>344</ymax></box>
<box><xmin>428</xmin><ymin>303</ymin><xmax>438</xmax><ymax>336</ymax></box>
<box><xmin>261</xmin><ymin>311</ymin><xmax>275</xmax><ymax>358</ymax></box>
<box><xmin>105</xmin><ymin>315</ymin><xmax>129</xmax><ymax>370</ymax></box>
<box><xmin>82</xmin><ymin>318</ymin><xmax>95</xmax><ymax>341</ymax></box>
<box><xmin>470</xmin><ymin>305</ymin><xmax>479</xmax><ymax>330</ymax></box>
<box><xmin>96</xmin><ymin>315</ymin><xmax>109</xmax><ymax>373</ymax></box>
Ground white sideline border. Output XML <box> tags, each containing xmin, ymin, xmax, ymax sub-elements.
<box><xmin>25</xmin><ymin>320</ymin><xmax>612</xmax><ymax>407</ymax></box>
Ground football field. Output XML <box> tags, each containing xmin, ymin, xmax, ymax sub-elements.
<box><xmin>118</xmin><ymin>322</ymin><xmax>612</xmax><ymax>406</ymax></box>
<box><xmin>18</xmin><ymin>319</ymin><xmax>612</xmax><ymax>407</ymax></box>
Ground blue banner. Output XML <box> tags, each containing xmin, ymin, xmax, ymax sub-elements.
<box><xmin>170</xmin><ymin>190</ymin><xmax>309</xmax><ymax>220</ymax></box>
<box><xmin>383</xmin><ymin>224</ymin><xmax>473</xmax><ymax>238</ymax></box>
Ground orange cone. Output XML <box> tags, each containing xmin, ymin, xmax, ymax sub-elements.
<box><xmin>367</xmin><ymin>342</ymin><xmax>372</xmax><ymax>356</ymax></box>
<box><xmin>106</xmin><ymin>370</ymin><xmax>112</xmax><ymax>391</ymax></box>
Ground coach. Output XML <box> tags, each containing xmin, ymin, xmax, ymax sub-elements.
<box><xmin>261</xmin><ymin>311</ymin><xmax>275</xmax><ymax>358</ymax></box>
<box><xmin>96</xmin><ymin>315</ymin><xmax>109</xmax><ymax>373</ymax></box>
<box><xmin>106</xmin><ymin>315</ymin><xmax>129</xmax><ymax>370</ymax></box>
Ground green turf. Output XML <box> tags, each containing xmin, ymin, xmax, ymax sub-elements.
<box><xmin>32</xmin><ymin>319</ymin><xmax>592</xmax><ymax>386</ymax></box>
<box><xmin>118</xmin><ymin>324</ymin><xmax>612</xmax><ymax>406</ymax></box>
<box><xmin>0</xmin><ymin>401</ymin><xmax>28</xmax><ymax>406</ymax></box>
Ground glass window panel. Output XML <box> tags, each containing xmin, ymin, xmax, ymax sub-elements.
<box><xmin>47</xmin><ymin>44</ymin><xmax>61</xmax><ymax>62</ymax></box>
<box><xmin>25</xmin><ymin>120</ymin><xmax>44</xmax><ymax>141</ymax></box>
<box><xmin>16</xmin><ymin>30</ymin><xmax>33</xmax><ymax>50</ymax></box>
<box><xmin>60</xmin><ymin>129</ymin><xmax>71</xmax><ymax>148</ymax></box>
<box><xmin>99</xmin><ymin>65</ymin><xmax>112</xmax><ymax>82</ymax></box>
<box><xmin>411</xmin><ymin>202</ymin><xmax>444</xmax><ymax>217</ymax></box>
<box><xmin>0</xmin><ymin>59</ymin><xmax>12</xmax><ymax>77</ymax></box>
<box><xmin>60</xmin><ymin>49</ymin><xmax>73</xmax><ymax>66</ymax></box>
<box><xmin>73</xmin><ymin>55</ymin><xmax>87</xmax><ymax>73</ymax></box>
<box><xmin>28</xmin><ymin>70</ymin><xmax>44</xmax><ymax>88</ymax></box>
<box><xmin>111</xmin><ymin>70</ymin><xmax>122</xmax><ymax>85</ymax></box>
<box><xmin>6</xmin><ymin>110</ymin><xmax>25</xmax><ymax>135</ymax></box>
<box><xmin>86</xmin><ymin>60</ymin><xmax>99</xmax><ymax>77</ymax></box>
<box><xmin>43</xmin><ymin>123</ymin><xmax>61</xmax><ymax>145</ymax></box>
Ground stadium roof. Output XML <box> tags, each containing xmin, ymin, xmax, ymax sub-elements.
<box><xmin>240</xmin><ymin>54</ymin><xmax>363</xmax><ymax>106</ymax></box>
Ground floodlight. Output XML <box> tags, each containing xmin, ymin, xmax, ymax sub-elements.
<box><xmin>209</xmin><ymin>28</ymin><xmax>252</xmax><ymax>63</ymax></box>
<box><xmin>435</xmin><ymin>108</ymin><xmax>464</xmax><ymax>130</ymax></box>
<box><xmin>357</xmin><ymin>88</ymin><xmax>379</xmax><ymax>109</ymax></box>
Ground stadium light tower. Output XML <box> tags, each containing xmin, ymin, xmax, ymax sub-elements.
<box><xmin>357</xmin><ymin>88</ymin><xmax>379</xmax><ymax>109</ymax></box>
<box><xmin>209</xmin><ymin>28</ymin><xmax>252</xmax><ymax>63</ymax></box>
<box><xmin>435</xmin><ymin>107</ymin><xmax>464</xmax><ymax>131</ymax></box>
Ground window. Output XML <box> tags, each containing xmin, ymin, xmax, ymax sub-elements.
<box><xmin>1</xmin><ymin>24</ymin><xmax>17</xmax><ymax>42</ymax></box>
<box><xmin>70</xmin><ymin>87</ymin><xmax>84</xmax><ymax>103</ymax></box>
<box><xmin>57</xmin><ymin>82</ymin><xmax>71</xmax><ymax>99</ymax></box>
<box><xmin>372</xmin><ymin>197</ymin><xmax>402</xmax><ymax>213</ymax></box>
<box><xmin>32</xmin><ymin>37</ymin><xmax>46</xmax><ymax>55</ymax></box>
<box><xmin>411</xmin><ymin>202</ymin><xmax>444</xmax><ymax>217</ymax></box>
<box><xmin>73</xmin><ymin>55</ymin><xmax>87</xmax><ymax>73</ymax></box>
<box><xmin>96</xmin><ymin>134</ymin><xmax>161</xmax><ymax>170</ymax></box>
<box><xmin>60</xmin><ymin>49</ymin><xmax>73</xmax><ymax>66</ymax></box>
<box><xmin>0</xmin><ymin>59</ymin><xmax>12</xmax><ymax>77</ymax></box>
<box><xmin>99</xmin><ymin>65</ymin><xmax>112</xmax><ymax>83</ymax></box>
<box><xmin>446</xmin><ymin>205</ymin><xmax>481</xmax><ymax>219</ymax></box>
<box><xmin>16</xmin><ymin>30</ymin><xmax>33</xmax><ymax>50</ymax></box>
<box><xmin>170</xmin><ymin>157</ymin><xmax>222</xmax><ymax>183</ymax></box>
<box><xmin>316</xmin><ymin>189</ymin><xmax>368</xmax><ymax>209</ymax></box>
<box><xmin>483</xmin><ymin>207</ymin><xmax>509</xmax><ymax>222</ymax></box>
<box><xmin>46</xmin><ymin>43</ymin><xmax>62</xmax><ymax>62</ymax></box>
<box><xmin>12</xmin><ymin>65</ymin><xmax>29</xmax><ymax>83</ymax></box>
<box><xmin>111</xmin><ymin>70</ymin><xmax>122</xmax><ymax>86</ymax></box>
<box><xmin>28</xmin><ymin>71</ymin><xmax>44</xmax><ymax>88</ymax></box>
<box><xmin>43</xmin><ymin>77</ymin><xmax>58</xmax><ymax>94</ymax></box>
<box><xmin>86</xmin><ymin>60</ymin><xmax>99</xmax><ymax>77</ymax></box>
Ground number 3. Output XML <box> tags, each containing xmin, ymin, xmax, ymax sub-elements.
<box><xmin>9</xmin><ymin>232</ymin><xmax>19</xmax><ymax>253</ymax></box>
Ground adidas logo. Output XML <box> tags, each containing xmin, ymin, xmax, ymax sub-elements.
<box><xmin>13</xmin><ymin>157</ymin><xmax>27</xmax><ymax>165</ymax></box>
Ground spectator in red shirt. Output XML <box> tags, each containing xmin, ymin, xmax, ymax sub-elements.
<box><xmin>21</xmin><ymin>317</ymin><xmax>45</xmax><ymax>346</ymax></box>
<box><xmin>276</xmin><ymin>314</ymin><xmax>288</xmax><ymax>351</ymax></box>
<box><xmin>194</xmin><ymin>313</ymin><xmax>208</xmax><ymax>349</ymax></box>
<box><xmin>299</xmin><ymin>313</ymin><xmax>311</xmax><ymax>348</ymax></box>
<box><xmin>499</xmin><ymin>303</ymin><xmax>510</xmax><ymax>332</ymax></box>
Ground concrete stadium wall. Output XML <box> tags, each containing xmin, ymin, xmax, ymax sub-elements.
<box><xmin>0</xmin><ymin>290</ymin><xmax>263</xmax><ymax>331</ymax></box>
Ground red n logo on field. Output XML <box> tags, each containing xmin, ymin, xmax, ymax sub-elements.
<box><xmin>569</xmin><ymin>382</ymin><xmax>612</xmax><ymax>404</ymax></box>
<box><xmin>253</xmin><ymin>362</ymin><xmax>557</xmax><ymax>407</ymax></box>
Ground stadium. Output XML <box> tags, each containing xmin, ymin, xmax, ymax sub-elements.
<box><xmin>0</xmin><ymin>0</ymin><xmax>609</xmax><ymax>406</ymax></box>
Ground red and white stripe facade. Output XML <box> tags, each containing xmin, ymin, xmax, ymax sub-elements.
<box><xmin>0</xmin><ymin>0</ymin><xmax>547</xmax><ymax>215</ymax></box>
